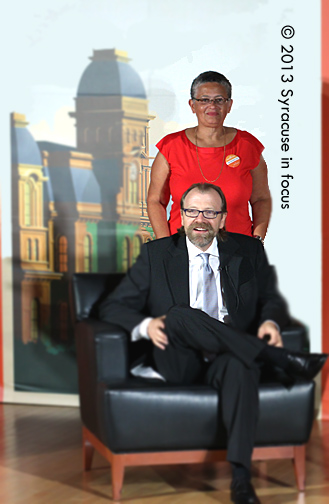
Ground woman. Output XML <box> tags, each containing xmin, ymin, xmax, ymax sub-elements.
<box><xmin>147</xmin><ymin>71</ymin><xmax>271</xmax><ymax>242</ymax></box>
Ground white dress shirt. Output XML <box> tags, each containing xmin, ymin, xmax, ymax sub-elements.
<box><xmin>186</xmin><ymin>237</ymin><xmax>228</xmax><ymax>322</ymax></box>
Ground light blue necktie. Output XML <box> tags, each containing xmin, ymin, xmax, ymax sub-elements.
<box><xmin>200</xmin><ymin>253</ymin><xmax>218</xmax><ymax>319</ymax></box>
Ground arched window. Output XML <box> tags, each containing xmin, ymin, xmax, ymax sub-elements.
<box><xmin>59</xmin><ymin>302</ymin><xmax>68</xmax><ymax>341</ymax></box>
<box><xmin>31</xmin><ymin>298</ymin><xmax>39</xmax><ymax>342</ymax></box>
<box><xmin>143</xmin><ymin>233</ymin><xmax>153</xmax><ymax>243</ymax></box>
<box><xmin>84</xmin><ymin>235</ymin><xmax>92</xmax><ymax>272</ymax></box>
<box><xmin>58</xmin><ymin>236</ymin><xmax>68</xmax><ymax>272</ymax></box>
<box><xmin>34</xmin><ymin>239</ymin><xmax>39</xmax><ymax>261</ymax></box>
<box><xmin>24</xmin><ymin>181</ymin><xmax>32</xmax><ymax>226</ymax></box>
<box><xmin>130</xmin><ymin>180</ymin><xmax>138</xmax><ymax>204</ymax></box>
<box><xmin>132</xmin><ymin>235</ymin><xmax>142</xmax><ymax>263</ymax></box>
<box><xmin>129</xmin><ymin>162</ymin><xmax>138</xmax><ymax>204</ymax></box>
<box><xmin>27</xmin><ymin>238</ymin><xmax>32</xmax><ymax>260</ymax></box>
<box><xmin>122</xmin><ymin>237</ymin><xmax>131</xmax><ymax>272</ymax></box>
<box><xmin>139</xmin><ymin>131</ymin><xmax>145</xmax><ymax>148</ymax></box>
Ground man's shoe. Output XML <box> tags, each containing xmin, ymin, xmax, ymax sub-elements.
<box><xmin>286</xmin><ymin>352</ymin><xmax>328</xmax><ymax>381</ymax></box>
<box><xmin>230</xmin><ymin>479</ymin><xmax>260</xmax><ymax>504</ymax></box>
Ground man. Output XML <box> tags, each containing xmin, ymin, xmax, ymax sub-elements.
<box><xmin>100</xmin><ymin>183</ymin><xmax>327</xmax><ymax>504</ymax></box>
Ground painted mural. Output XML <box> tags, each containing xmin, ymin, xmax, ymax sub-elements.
<box><xmin>3</xmin><ymin>1</ymin><xmax>323</xmax><ymax>405</ymax></box>
<box><xmin>10</xmin><ymin>48</ymin><xmax>154</xmax><ymax>394</ymax></box>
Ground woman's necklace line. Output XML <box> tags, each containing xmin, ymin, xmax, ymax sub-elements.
<box><xmin>195</xmin><ymin>126</ymin><xmax>226</xmax><ymax>183</ymax></box>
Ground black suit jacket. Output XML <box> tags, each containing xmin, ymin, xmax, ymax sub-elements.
<box><xmin>99</xmin><ymin>233</ymin><xmax>289</xmax><ymax>335</ymax></box>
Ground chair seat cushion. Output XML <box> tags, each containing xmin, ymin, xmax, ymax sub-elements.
<box><xmin>97</xmin><ymin>379</ymin><xmax>315</xmax><ymax>453</ymax></box>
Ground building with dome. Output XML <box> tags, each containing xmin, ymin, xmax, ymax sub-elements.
<box><xmin>10</xmin><ymin>49</ymin><xmax>154</xmax><ymax>394</ymax></box>
<box><xmin>70</xmin><ymin>48</ymin><xmax>155</xmax><ymax>270</ymax></box>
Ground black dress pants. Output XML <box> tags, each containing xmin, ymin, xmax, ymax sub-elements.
<box><xmin>152</xmin><ymin>305</ymin><xmax>264</xmax><ymax>469</ymax></box>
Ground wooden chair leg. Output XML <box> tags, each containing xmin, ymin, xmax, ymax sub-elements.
<box><xmin>83</xmin><ymin>434</ymin><xmax>95</xmax><ymax>471</ymax></box>
<box><xmin>111</xmin><ymin>455</ymin><xmax>125</xmax><ymax>501</ymax></box>
<box><xmin>293</xmin><ymin>445</ymin><xmax>306</xmax><ymax>492</ymax></box>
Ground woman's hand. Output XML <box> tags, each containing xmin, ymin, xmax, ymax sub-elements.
<box><xmin>147</xmin><ymin>152</ymin><xmax>171</xmax><ymax>238</ymax></box>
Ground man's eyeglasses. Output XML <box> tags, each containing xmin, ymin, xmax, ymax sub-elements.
<box><xmin>192</xmin><ymin>97</ymin><xmax>230</xmax><ymax>106</ymax></box>
<box><xmin>182</xmin><ymin>208</ymin><xmax>224</xmax><ymax>219</ymax></box>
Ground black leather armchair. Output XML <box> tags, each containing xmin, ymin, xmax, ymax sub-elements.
<box><xmin>72</xmin><ymin>272</ymin><xmax>315</xmax><ymax>500</ymax></box>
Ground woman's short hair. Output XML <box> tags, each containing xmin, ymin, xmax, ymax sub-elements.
<box><xmin>190</xmin><ymin>71</ymin><xmax>232</xmax><ymax>99</ymax></box>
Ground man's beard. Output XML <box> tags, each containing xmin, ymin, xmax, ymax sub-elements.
<box><xmin>185</xmin><ymin>222</ymin><xmax>216</xmax><ymax>249</ymax></box>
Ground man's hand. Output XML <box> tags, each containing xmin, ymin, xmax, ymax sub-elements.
<box><xmin>147</xmin><ymin>315</ymin><xmax>168</xmax><ymax>350</ymax></box>
<box><xmin>257</xmin><ymin>320</ymin><xmax>283</xmax><ymax>347</ymax></box>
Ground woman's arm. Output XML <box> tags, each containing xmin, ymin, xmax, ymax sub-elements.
<box><xmin>147</xmin><ymin>152</ymin><xmax>171</xmax><ymax>238</ymax></box>
<box><xmin>250</xmin><ymin>155</ymin><xmax>272</xmax><ymax>240</ymax></box>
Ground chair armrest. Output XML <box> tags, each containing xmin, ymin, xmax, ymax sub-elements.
<box><xmin>75</xmin><ymin>319</ymin><xmax>130</xmax><ymax>436</ymax></box>
<box><xmin>75</xmin><ymin>319</ymin><xmax>130</xmax><ymax>383</ymax></box>
<box><xmin>281</xmin><ymin>319</ymin><xmax>309</xmax><ymax>352</ymax></box>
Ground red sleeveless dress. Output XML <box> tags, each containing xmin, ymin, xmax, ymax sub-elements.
<box><xmin>156</xmin><ymin>129</ymin><xmax>264</xmax><ymax>236</ymax></box>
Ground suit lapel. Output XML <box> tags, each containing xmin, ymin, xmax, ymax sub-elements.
<box><xmin>217</xmin><ymin>235</ymin><xmax>242</xmax><ymax>315</ymax></box>
<box><xmin>164</xmin><ymin>235</ymin><xmax>190</xmax><ymax>305</ymax></box>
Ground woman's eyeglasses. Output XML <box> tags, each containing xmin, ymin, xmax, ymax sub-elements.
<box><xmin>192</xmin><ymin>97</ymin><xmax>230</xmax><ymax>106</ymax></box>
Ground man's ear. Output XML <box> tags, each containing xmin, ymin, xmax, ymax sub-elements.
<box><xmin>180</xmin><ymin>209</ymin><xmax>184</xmax><ymax>226</ymax></box>
<box><xmin>220</xmin><ymin>213</ymin><xmax>227</xmax><ymax>229</ymax></box>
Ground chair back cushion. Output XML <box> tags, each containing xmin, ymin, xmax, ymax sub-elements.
<box><xmin>72</xmin><ymin>273</ymin><xmax>124</xmax><ymax>321</ymax></box>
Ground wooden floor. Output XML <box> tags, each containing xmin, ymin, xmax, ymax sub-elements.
<box><xmin>0</xmin><ymin>404</ymin><xmax>328</xmax><ymax>504</ymax></box>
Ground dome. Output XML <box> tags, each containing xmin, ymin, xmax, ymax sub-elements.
<box><xmin>77</xmin><ymin>49</ymin><xmax>146</xmax><ymax>99</ymax></box>
<box><xmin>11</xmin><ymin>114</ymin><xmax>42</xmax><ymax>166</ymax></box>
